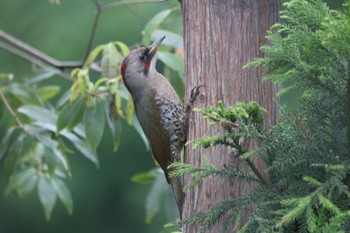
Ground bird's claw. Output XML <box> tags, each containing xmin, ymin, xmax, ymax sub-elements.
<box><xmin>185</xmin><ymin>85</ymin><xmax>204</xmax><ymax>117</ymax></box>
<box><xmin>190</xmin><ymin>85</ymin><xmax>203</xmax><ymax>102</ymax></box>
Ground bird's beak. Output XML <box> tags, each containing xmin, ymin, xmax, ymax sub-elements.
<box><xmin>147</xmin><ymin>36</ymin><xmax>165</xmax><ymax>58</ymax></box>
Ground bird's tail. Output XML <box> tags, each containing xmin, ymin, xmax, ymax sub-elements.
<box><xmin>169</xmin><ymin>175</ymin><xmax>185</xmax><ymax>219</ymax></box>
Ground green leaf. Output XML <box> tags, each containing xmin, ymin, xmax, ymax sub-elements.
<box><xmin>145</xmin><ymin>169</ymin><xmax>168</xmax><ymax>224</ymax></box>
<box><xmin>157</xmin><ymin>51</ymin><xmax>184</xmax><ymax>75</ymax></box>
<box><xmin>67</xmin><ymin>101</ymin><xmax>86</xmax><ymax>131</ymax></box>
<box><xmin>51</xmin><ymin>125</ymin><xmax>98</xmax><ymax>166</ymax></box>
<box><xmin>92</xmin><ymin>77</ymin><xmax>108</xmax><ymax>94</ymax></box>
<box><xmin>83</xmin><ymin>45</ymin><xmax>104</xmax><ymax>69</ymax></box>
<box><xmin>6</xmin><ymin>83</ymin><xmax>42</xmax><ymax>105</ymax></box>
<box><xmin>37</xmin><ymin>85</ymin><xmax>61</xmax><ymax>100</ymax></box>
<box><xmin>56</xmin><ymin>90</ymin><xmax>71</xmax><ymax>109</ymax></box>
<box><xmin>38</xmin><ymin>176</ymin><xmax>57</xmax><ymax>221</ymax></box>
<box><xmin>51</xmin><ymin>177</ymin><xmax>73</xmax><ymax>215</ymax></box>
<box><xmin>18</xmin><ymin>105</ymin><xmax>56</xmax><ymax>124</ymax></box>
<box><xmin>4</xmin><ymin>141</ymin><xmax>20</xmax><ymax>182</ymax></box>
<box><xmin>84</xmin><ymin>99</ymin><xmax>105</xmax><ymax>152</ymax></box>
<box><xmin>132</xmin><ymin>115</ymin><xmax>149</xmax><ymax>151</ymax></box>
<box><xmin>152</xmin><ymin>29</ymin><xmax>183</xmax><ymax>48</ymax></box>
<box><xmin>110</xmin><ymin>119</ymin><xmax>122</xmax><ymax>152</ymax></box>
<box><xmin>0</xmin><ymin>127</ymin><xmax>20</xmax><ymax>161</ymax></box>
<box><xmin>45</xmin><ymin>149</ymin><xmax>60</xmax><ymax>175</ymax></box>
<box><xmin>52</xmin><ymin>145</ymin><xmax>69</xmax><ymax>171</ymax></box>
<box><xmin>114</xmin><ymin>41</ymin><xmax>129</xmax><ymax>56</ymax></box>
<box><xmin>70</xmin><ymin>69</ymin><xmax>91</xmax><ymax>104</ymax></box>
<box><xmin>103</xmin><ymin>99</ymin><xmax>122</xmax><ymax>152</ymax></box>
<box><xmin>5</xmin><ymin>168</ymin><xmax>37</xmax><ymax>195</ymax></box>
<box><xmin>26</xmin><ymin>68</ymin><xmax>59</xmax><ymax>85</ymax></box>
<box><xmin>72</xmin><ymin>139</ymin><xmax>99</xmax><ymax>166</ymax></box>
<box><xmin>114</xmin><ymin>90</ymin><xmax>126</xmax><ymax>118</ymax></box>
<box><xmin>117</xmin><ymin>86</ymin><xmax>130</xmax><ymax>100</ymax></box>
<box><xmin>21</xmin><ymin>171</ymin><xmax>39</xmax><ymax>194</ymax></box>
<box><xmin>36</xmin><ymin>135</ymin><xmax>69</xmax><ymax>171</ymax></box>
<box><xmin>126</xmin><ymin>94</ymin><xmax>134</xmax><ymax>125</ymax></box>
<box><xmin>101</xmin><ymin>42</ymin><xmax>121</xmax><ymax>79</ymax></box>
<box><xmin>160</xmin><ymin>223</ymin><xmax>181</xmax><ymax>233</ymax></box>
<box><xmin>142</xmin><ymin>9</ymin><xmax>172</xmax><ymax>46</ymax></box>
<box><xmin>131</xmin><ymin>172</ymin><xmax>155</xmax><ymax>184</ymax></box>
<box><xmin>57</xmin><ymin>97</ymin><xmax>85</xmax><ymax>133</ymax></box>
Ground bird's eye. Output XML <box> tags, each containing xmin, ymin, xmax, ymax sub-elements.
<box><xmin>139</xmin><ymin>54</ymin><xmax>147</xmax><ymax>61</ymax></box>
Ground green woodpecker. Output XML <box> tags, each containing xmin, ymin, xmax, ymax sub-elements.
<box><xmin>121</xmin><ymin>36</ymin><xmax>191</xmax><ymax>216</ymax></box>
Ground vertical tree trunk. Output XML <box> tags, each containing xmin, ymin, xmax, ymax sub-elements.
<box><xmin>182</xmin><ymin>0</ymin><xmax>280</xmax><ymax>232</ymax></box>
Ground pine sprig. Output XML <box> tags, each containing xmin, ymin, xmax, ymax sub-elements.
<box><xmin>178</xmin><ymin>188</ymin><xmax>281</xmax><ymax>233</ymax></box>
<box><xmin>175</xmin><ymin>0</ymin><xmax>350</xmax><ymax>232</ymax></box>
<box><xmin>169</xmin><ymin>162</ymin><xmax>260</xmax><ymax>192</ymax></box>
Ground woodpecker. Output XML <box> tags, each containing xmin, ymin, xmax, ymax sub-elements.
<box><xmin>120</xmin><ymin>36</ymin><xmax>189</xmax><ymax>216</ymax></box>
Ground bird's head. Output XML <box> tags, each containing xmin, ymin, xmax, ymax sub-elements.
<box><xmin>120</xmin><ymin>36</ymin><xmax>165</xmax><ymax>91</ymax></box>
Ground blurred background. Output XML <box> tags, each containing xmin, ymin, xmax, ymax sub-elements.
<box><xmin>0</xmin><ymin>0</ymin><xmax>345</xmax><ymax>233</ymax></box>
<box><xmin>0</xmin><ymin>1</ymin><xmax>179</xmax><ymax>233</ymax></box>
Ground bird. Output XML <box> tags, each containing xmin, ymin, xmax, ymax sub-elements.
<box><xmin>120</xmin><ymin>36</ymin><xmax>190</xmax><ymax>216</ymax></box>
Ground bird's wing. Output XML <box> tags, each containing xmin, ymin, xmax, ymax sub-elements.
<box><xmin>155</xmin><ymin>94</ymin><xmax>186</xmax><ymax>164</ymax></box>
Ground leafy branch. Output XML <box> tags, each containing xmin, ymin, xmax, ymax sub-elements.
<box><xmin>0</xmin><ymin>0</ymin><xmax>184</xmax><ymax>223</ymax></box>
<box><xmin>0</xmin><ymin>0</ymin><xmax>167</xmax><ymax>74</ymax></box>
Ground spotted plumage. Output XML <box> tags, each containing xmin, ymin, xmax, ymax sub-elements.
<box><xmin>121</xmin><ymin>36</ymin><xmax>186</xmax><ymax>216</ymax></box>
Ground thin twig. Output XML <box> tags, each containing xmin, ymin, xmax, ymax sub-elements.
<box><xmin>0</xmin><ymin>30</ymin><xmax>101</xmax><ymax>75</ymax></box>
<box><xmin>84</xmin><ymin>0</ymin><xmax>102</xmax><ymax>62</ymax></box>
<box><xmin>244</xmin><ymin>158</ymin><xmax>268</xmax><ymax>186</ymax></box>
<box><xmin>0</xmin><ymin>0</ymin><xmax>166</xmax><ymax>74</ymax></box>
<box><xmin>124</xmin><ymin>5</ymin><xmax>148</xmax><ymax>21</ymax></box>
<box><xmin>0</xmin><ymin>30</ymin><xmax>83</xmax><ymax>69</ymax></box>
<box><xmin>0</xmin><ymin>91</ymin><xmax>29</xmax><ymax>134</ymax></box>
<box><xmin>236</xmin><ymin>142</ymin><xmax>268</xmax><ymax>186</ymax></box>
<box><xmin>0</xmin><ymin>40</ymin><xmax>71</xmax><ymax>80</ymax></box>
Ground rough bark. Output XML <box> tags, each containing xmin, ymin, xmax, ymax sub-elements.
<box><xmin>182</xmin><ymin>0</ymin><xmax>280</xmax><ymax>232</ymax></box>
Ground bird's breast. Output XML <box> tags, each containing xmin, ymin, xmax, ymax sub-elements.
<box><xmin>133</xmin><ymin>94</ymin><xmax>167</xmax><ymax>141</ymax></box>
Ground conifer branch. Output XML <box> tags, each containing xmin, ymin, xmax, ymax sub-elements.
<box><xmin>244</xmin><ymin>158</ymin><xmax>268</xmax><ymax>186</ymax></box>
<box><xmin>346</xmin><ymin>64</ymin><xmax>350</xmax><ymax>159</ymax></box>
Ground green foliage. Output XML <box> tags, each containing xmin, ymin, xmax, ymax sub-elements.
<box><xmin>191</xmin><ymin>101</ymin><xmax>266</xmax><ymax>150</ymax></box>
<box><xmin>169</xmin><ymin>159</ymin><xmax>261</xmax><ymax>192</ymax></box>
<box><xmin>0</xmin><ymin>50</ymin><xmax>115</xmax><ymax>217</ymax></box>
<box><xmin>83</xmin><ymin>99</ymin><xmax>106</xmax><ymax>153</ymax></box>
<box><xmin>131</xmin><ymin>168</ymin><xmax>178</xmax><ymax>225</ymax></box>
<box><xmin>0</xmin><ymin>2</ymin><xmax>184</xmax><ymax>221</ymax></box>
<box><xmin>171</xmin><ymin>101</ymin><xmax>271</xmax><ymax>232</ymax></box>
<box><xmin>0</xmin><ymin>40</ymin><xmax>137</xmax><ymax>219</ymax></box>
<box><xmin>171</xmin><ymin>0</ymin><xmax>350</xmax><ymax>232</ymax></box>
<box><xmin>0</xmin><ymin>1</ymin><xmax>183</xmax><ymax>232</ymax></box>
<box><xmin>143</xmin><ymin>7</ymin><xmax>185</xmax><ymax>79</ymax></box>
<box><xmin>145</xmin><ymin>169</ymin><xmax>168</xmax><ymax>224</ymax></box>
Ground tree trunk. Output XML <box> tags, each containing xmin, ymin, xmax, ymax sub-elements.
<box><xmin>182</xmin><ymin>0</ymin><xmax>280</xmax><ymax>232</ymax></box>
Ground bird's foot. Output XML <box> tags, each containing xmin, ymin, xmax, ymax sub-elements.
<box><xmin>185</xmin><ymin>85</ymin><xmax>203</xmax><ymax>117</ymax></box>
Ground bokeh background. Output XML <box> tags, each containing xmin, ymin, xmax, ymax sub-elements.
<box><xmin>0</xmin><ymin>0</ymin><xmax>345</xmax><ymax>233</ymax></box>
<box><xmin>0</xmin><ymin>1</ymin><xmax>177</xmax><ymax>233</ymax></box>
